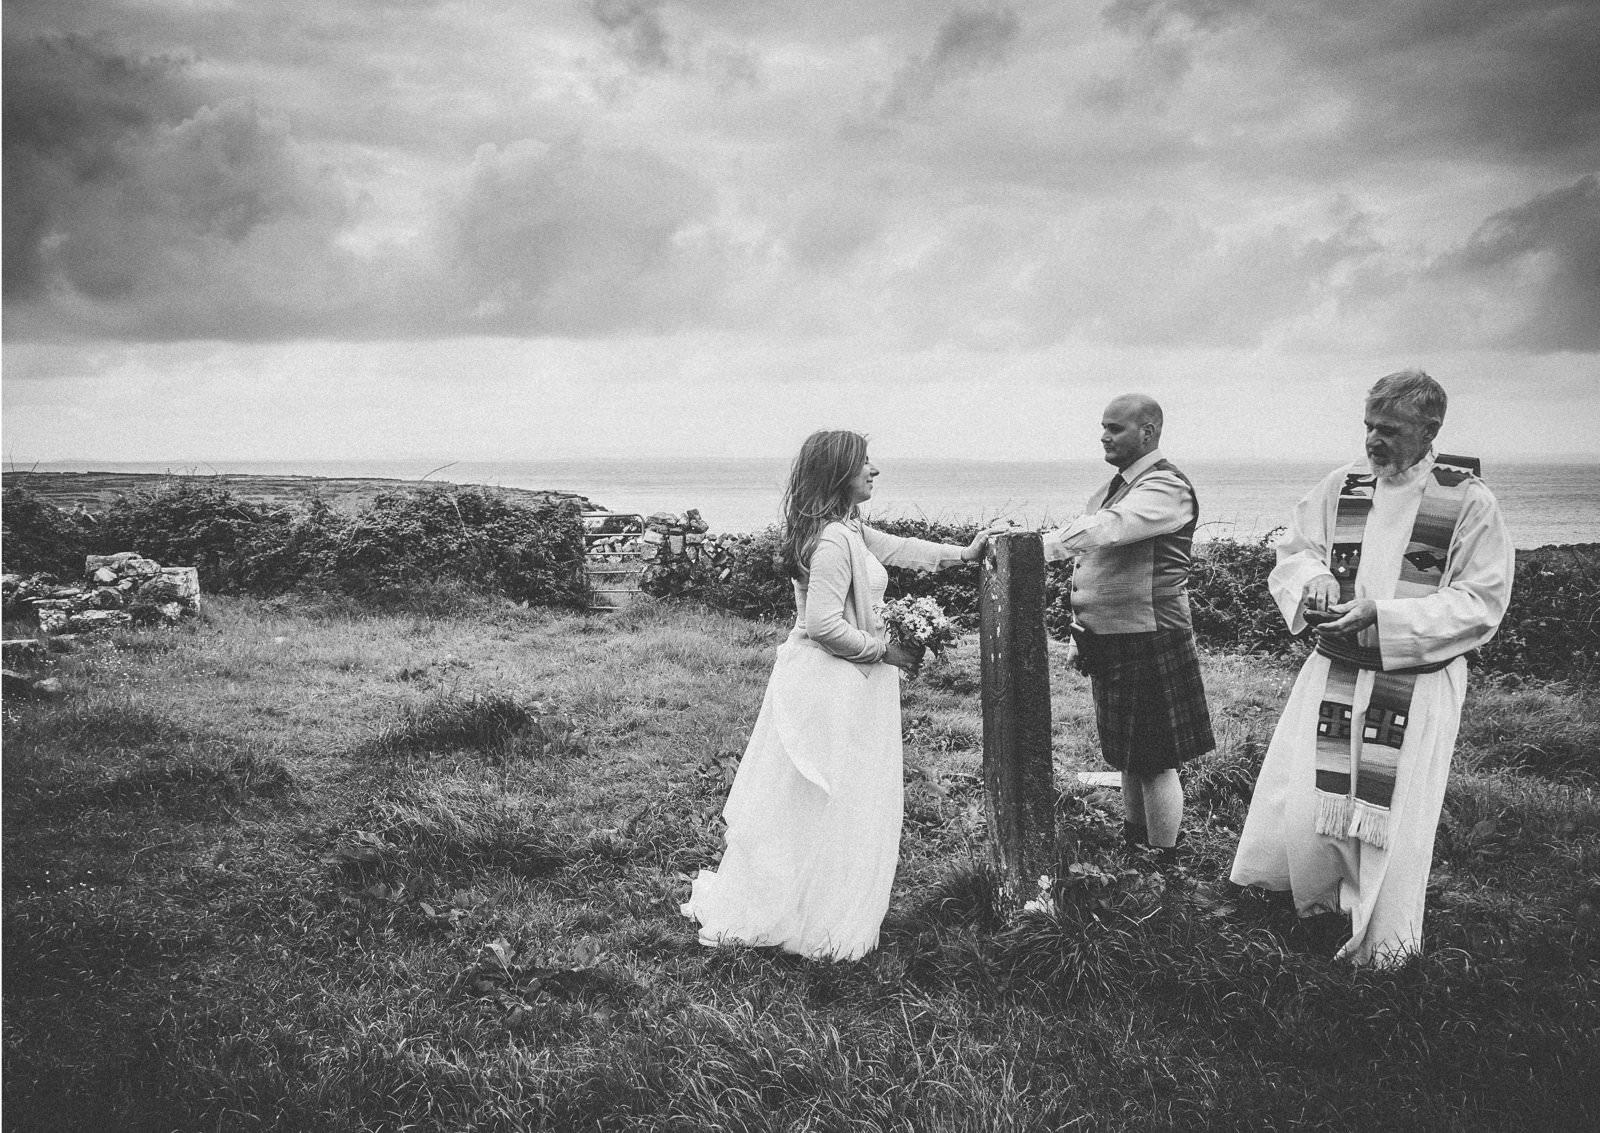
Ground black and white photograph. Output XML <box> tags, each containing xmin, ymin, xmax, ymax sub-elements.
<box><xmin>4</xmin><ymin>2</ymin><xmax>1598</xmax><ymax>1129</ymax></box>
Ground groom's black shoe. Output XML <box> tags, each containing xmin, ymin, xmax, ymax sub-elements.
<box><xmin>1131</xmin><ymin>833</ymin><xmax>1190</xmax><ymax>885</ymax></box>
<box><xmin>1153</xmin><ymin>836</ymin><xmax>1184</xmax><ymax>869</ymax></box>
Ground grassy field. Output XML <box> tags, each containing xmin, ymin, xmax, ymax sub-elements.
<box><xmin>4</xmin><ymin>593</ymin><xmax>1597</xmax><ymax>1131</ymax></box>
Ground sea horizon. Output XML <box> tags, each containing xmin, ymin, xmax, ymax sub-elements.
<box><xmin>11</xmin><ymin>455</ymin><xmax>1598</xmax><ymax>550</ymax></box>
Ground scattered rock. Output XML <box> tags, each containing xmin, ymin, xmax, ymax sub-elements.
<box><xmin>82</xmin><ymin>587</ymin><xmax>125</xmax><ymax>610</ymax></box>
<box><xmin>1</xmin><ymin>638</ymin><xmax>42</xmax><ymax>663</ymax></box>
<box><xmin>3</xmin><ymin>554</ymin><xmax>201</xmax><ymax>636</ymax></box>
<box><xmin>85</xmin><ymin>552</ymin><xmax>162</xmax><ymax>579</ymax></box>
<box><xmin>3</xmin><ymin>668</ymin><xmax>63</xmax><ymax>700</ymax></box>
<box><xmin>35</xmin><ymin>603</ymin><xmax>71</xmax><ymax>633</ymax></box>
<box><xmin>71</xmin><ymin>609</ymin><xmax>133</xmax><ymax>631</ymax></box>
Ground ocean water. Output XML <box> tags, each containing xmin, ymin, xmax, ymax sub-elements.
<box><xmin>21</xmin><ymin>457</ymin><xmax>1598</xmax><ymax>549</ymax></box>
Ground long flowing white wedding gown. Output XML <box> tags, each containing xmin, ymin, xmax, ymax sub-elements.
<box><xmin>683</xmin><ymin>521</ymin><xmax>965</xmax><ymax>962</ymax></box>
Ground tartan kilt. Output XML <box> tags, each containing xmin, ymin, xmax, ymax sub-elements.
<box><xmin>1083</xmin><ymin>628</ymin><xmax>1215</xmax><ymax>773</ymax></box>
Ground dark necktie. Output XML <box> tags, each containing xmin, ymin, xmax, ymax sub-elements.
<box><xmin>1101</xmin><ymin>474</ymin><xmax>1126</xmax><ymax>508</ymax></box>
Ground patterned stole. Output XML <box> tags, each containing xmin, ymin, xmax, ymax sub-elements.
<box><xmin>1314</xmin><ymin>668</ymin><xmax>1414</xmax><ymax>848</ymax></box>
<box><xmin>1313</xmin><ymin>455</ymin><xmax>1480</xmax><ymax>848</ymax></box>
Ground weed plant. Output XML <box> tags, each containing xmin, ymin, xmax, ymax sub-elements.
<box><xmin>4</xmin><ymin>597</ymin><xmax>1596</xmax><ymax>1131</ymax></box>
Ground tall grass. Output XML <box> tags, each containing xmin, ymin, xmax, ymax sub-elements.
<box><xmin>4</xmin><ymin>597</ymin><xmax>1596</xmax><ymax>1131</ymax></box>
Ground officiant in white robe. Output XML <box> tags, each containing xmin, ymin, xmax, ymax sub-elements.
<box><xmin>1229</xmin><ymin>371</ymin><xmax>1514</xmax><ymax>966</ymax></box>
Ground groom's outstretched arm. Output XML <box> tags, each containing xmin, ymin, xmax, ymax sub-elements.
<box><xmin>1042</xmin><ymin>471</ymin><xmax>1194</xmax><ymax>562</ymax></box>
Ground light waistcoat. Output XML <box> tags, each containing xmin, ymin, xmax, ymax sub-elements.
<box><xmin>1070</xmin><ymin>459</ymin><xmax>1199</xmax><ymax>635</ymax></box>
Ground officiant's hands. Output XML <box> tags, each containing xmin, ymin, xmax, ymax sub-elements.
<box><xmin>1301</xmin><ymin>576</ymin><xmax>1376</xmax><ymax>636</ymax></box>
<box><xmin>1302</xmin><ymin>575</ymin><xmax>1340</xmax><ymax>608</ymax></box>
<box><xmin>1300</xmin><ymin>576</ymin><xmax>1342</xmax><ymax>627</ymax></box>
<box><xmin>1316</xmin><ymin>598</ymin><xmax>1378</xmax><ymax>637</ymax></box>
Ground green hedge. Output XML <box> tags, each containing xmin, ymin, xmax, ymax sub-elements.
<box><xmin>94</xmin><ymin>482</ymin><xmax>298</xmax><ymax>593</ymax></box>
<box><xmin>2</xmin><ymin>483</ymin><xmax>587</xmax><ymax>609</ymax></box>
<box><xmin>0</xmin><ymin>488</ymin><xmax>98</xmax><ymax>578</ymax></box>
<box><xmin>317</xmin><ymin>486</ymin><xmax>586</xmax><ymax>605</ymax></box>
<box><xmin>641</xmin><ymin>527</ymin><xmax>793</xmax><ymax>621</ymax></box>
<box><xmin>5</xmin><ymin>485</ymin><xmax>1593</xmax><ymax>680</ymax></box>
<box><xmin>1476</xmin><ymin>544</ymin><xmax>1600</xmax><ymax>681</ymax></box>
<box><xmin>643</xmin><ymin>516</ymin><xmax>1282</xmax><ymax>647</ymax></box>
<box><xmin>640</xmin><ymin>516</ymin><xmax>1598</xmax><ymax>682</ymax></box>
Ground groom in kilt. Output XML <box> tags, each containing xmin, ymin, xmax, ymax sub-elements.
<box><xmin>1044</xmin><ymin>393</ymin><xmax>1215</xmax><ymax>868</ymax></box>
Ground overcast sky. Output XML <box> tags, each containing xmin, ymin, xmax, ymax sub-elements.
<box><xmin>4</xmin><ymin>0</ymin><xmax>1598</xmax><ymax>464</ymax></box>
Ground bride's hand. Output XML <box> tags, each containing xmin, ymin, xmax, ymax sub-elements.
<box><xmin>883</xmin><ymin>641</ymin><xmax>924</xmax><ymax>674</ymax></box>
<box><xmin>963</xmin><ymin>521</ymin><xmax>1020</xmax><ymax>560</ymax></box>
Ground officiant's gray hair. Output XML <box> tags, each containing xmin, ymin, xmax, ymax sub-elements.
<box><xmin>1368</xmin><ymin>369</ymin><xmax>1447</xmax><ymax>429</ymax></box>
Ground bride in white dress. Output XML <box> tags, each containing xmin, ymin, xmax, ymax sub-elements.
<box><xmin>681</xmin><ymin>430</ymin><xmax>992</xmax><ymax>961</ymax></box>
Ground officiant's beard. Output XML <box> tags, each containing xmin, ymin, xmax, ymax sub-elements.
<box><xmin>1367</xmin><ymin>450</ymin><xmax>1428</xmax><ymax>479</ymax></box>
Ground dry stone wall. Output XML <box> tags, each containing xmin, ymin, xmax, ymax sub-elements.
<box><xmin>4</xmin><ymin>552</ymin><xmax>201</xmax><ymax>634</ymax></box>
<box><xmin>3</xmin><ymin>552</ymin><xmax>203</xmax><ymax>698</ymax></box>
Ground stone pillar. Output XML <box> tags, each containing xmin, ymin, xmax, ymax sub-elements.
<box><xmin>978</xmin><ymin>532</ymin><xmax>1057</xmax><ymax>898</ymax></box>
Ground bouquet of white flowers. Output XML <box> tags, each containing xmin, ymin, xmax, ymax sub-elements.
<box><xmin>875</xmin><ymin>595</ymin><xmax>958</xmax><ymax>659</ymax></box>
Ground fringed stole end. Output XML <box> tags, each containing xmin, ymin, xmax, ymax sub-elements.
<box><xmin>1314</xmin><ymin>789</ymin><xmax>1392</xmax><ymax>848</ymax></box>
<box><xmin>1348</xmin><ymin>801</ymin><xmax>1391</xmax><ymax>849</ymax></box>
<box><xmin>1315</xmin><ymin>790</ymin><xmax>1353</xmax><ymax>839</ymax></box>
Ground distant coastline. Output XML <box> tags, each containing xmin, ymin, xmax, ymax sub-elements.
<box><xmin>5</xmin><ymin>470</ymin><xmax>1596</xmax><ymax>562</ymax></box>
<box><xmin>1</xmin><ymin>470</ymin><xmax>600</xmax><ymax>515</ymax></box>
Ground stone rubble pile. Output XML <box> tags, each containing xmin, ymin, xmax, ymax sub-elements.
<box><xmin>583</xmin><ymin>508</ymin><xmax>711</xmax><ymax>563</ymax></box>
<box><xmin>582</xmin><ymin>508</ymin><xmax>711</xmax><ymax>609</ymax></box>
<box><xmin>639</xmin><ymin>509</ymin><xmax>710</xmax><ymax>561</ymax></box>
<box><xmin>3</xmin><ymin>553</ymin><xmax>201</xmax><ymax>634</ymax></box>
<box><xmin>3</xmin><ymin>554</ymin><xmax>202</xmax><ymax>698</ymax></box>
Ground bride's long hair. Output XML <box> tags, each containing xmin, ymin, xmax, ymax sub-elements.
<box><xmin>780</xmin><ymin>430</ymin><xmax>868</xmax><ymax>581</ymax></box>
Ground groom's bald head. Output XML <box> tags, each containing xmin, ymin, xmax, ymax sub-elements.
<box><xmin>1100</xmin><ymin>393</ymin><xmax>1164</xmax><ymax>469</ymax></box>
<box><xmin>1106</xmin><ymin>393</ymin><xmax>1163</xmax><ymax>432</ymax></box>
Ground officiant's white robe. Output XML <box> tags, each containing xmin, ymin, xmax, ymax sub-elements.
<box><xmin>1229</xmin><ymin>455</ymin><xmax>1514</xmax><ymax>965</ymax></box>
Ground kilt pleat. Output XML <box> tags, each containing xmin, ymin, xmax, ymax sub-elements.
<box><xmin>1086</xmin><ymin>628</ymin><xmax>1215</xmax><ymax>773</ymax></box>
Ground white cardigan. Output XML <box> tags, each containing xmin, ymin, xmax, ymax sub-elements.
<box><xmin>793</xmin><ymin>520</ymin><xmax>968</xmax><ymax>667</ymax></box>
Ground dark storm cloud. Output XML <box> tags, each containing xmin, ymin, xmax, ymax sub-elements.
<box><xmin>441</xmin><ymin>137</ymin><xmax>727</xmax><ymax>335</ymax></box>
<box><xmin>1434</xmin><ymin>175</ymin><xmax>1600</xmax><ymax>351</ymax></box>
<box><xmin>1315</xmin><ymin>1</ymin><xmax>1600</xmax><ymax>169</ymax></box>
<box><xmin>592</xmin><ymin>0</ymin><xmax>674</xmax><ymax>71</ymax></box>
<box><xmin>1102</xmin><ymin>0</ymin><xmax>1600</xmax><ymax>170</ymax></box>
<box><xmin>2</xmin><ymin>35</ymin><xmax>363</xmax><ymax>339</ymax></box>
<box><xmin>2</xmin><ymin>35</ymin><xmax>200</xmax><ymax>303</ymax></box>
<box><xmin>1047</xmin><ymin>177</ymin><xmax>1598</xmax><ymax>355</ymax></box>
<box><xmin>880</xmin><ymin>7</ymin><xmax>1022</xmax><ymax>118</ymax></box>
<box><xmin>5</xmin><ymin>1</ymin><xmax>1594</xmax><ymax>362</ymax></box>
<box><xmin>857</xmin><ymin>197</ymin><xmax>1387</xmax><ymax>352</ymax></box>
<box><xmin>785</xmin><ymin>200</ymin><xmax>887</xmax><ymax>272</ymax></box>
<box><xmin>1</xmin><ymin>29</ymin><xmax>733</xmax><ymax>343</ymax></box>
